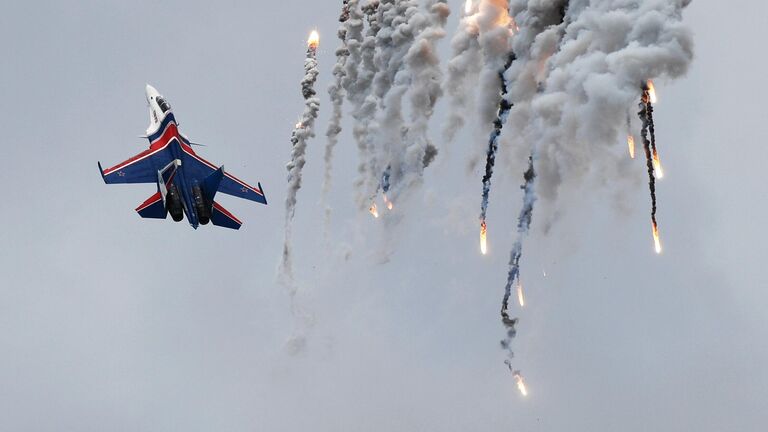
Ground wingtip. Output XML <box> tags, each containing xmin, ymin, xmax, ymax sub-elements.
<box><xmin>258</xmin><ymin>182</ymin><xmax>267</xmax><ymax>205</ymax></box>
<box><xmin>97</xmin><ymin>162</ymin><xmax>107</xmax><ymax>183</ymax></box>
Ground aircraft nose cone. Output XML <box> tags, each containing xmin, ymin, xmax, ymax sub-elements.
<box><xmin>145</xmin><ymin>84</ymin><xmax>160</xmax><ymax>100</ymax></box>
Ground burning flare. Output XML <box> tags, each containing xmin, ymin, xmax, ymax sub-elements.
<box><xmin>495</xmin><ymin>11</ymin><xmax>513</xmax><ymax>30</ymax></box>
<box><xmin>652</xmin><ymin>149</ymin><xmax>664</xmax><ymax>179</ymax></box>
<box><xmin>516</xmin><ymin>281</ymin><xmax>525</xmax><ymax>307</ymax></box>
<box><xmin>480</xmin><ymin>221</ymin><xmax>488</xmax><ymax>255</ymax></box>
<box><xmin>514</xmin><ymin>372</ymin><xmax>528</xmax><ymax>397</ymax></box>
<box><xmin>383</xmin><ymin>194</ymin><xmax>394</xmax><ymax>211</ymax></box>
<box><xmin>369</xmin><ymin>203</ymin><xmax>379</xmax><ymax>219</ymax></box>
<box><xmin>627</xmin><ymin>135</ymin><xmax>636</xmax><ymax>159</ymax></box>
<box><xmin>652</xmin><ymin>222</ymin><xmax>662</xmax><ymax>254</ymax></box>
<box><xmin>647</xmin><ymin>80</ymin><xmax>658</xmax><ymax>104</ymax></box>
<box><xmin>464</xmin><ymin>0</ymin><xmax>473</xmax><ymax>15</ymax></box>
<box><xmin>307</xmin><ymin>30</ymin><xmax>320</xmax><ymax>49</ymax></box>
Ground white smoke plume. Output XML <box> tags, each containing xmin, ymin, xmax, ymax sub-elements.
<box><xmin>322</xmin><ymin>1</ymin><xmax>353</xmax><ymax>233</ymax></box>
<box><xmin>396</xmin><ymin>0</ymin><xmax>451</xmax><ymax>196</ymax></box>
<box><xmin>492</xmin><ymin>0</ymin><xmax>693</xmax><ymax>380</ymax></box>
<box><xmin>353</xmin><ymin>0</ymin><xmax>413</xmax><ymax>210</ymax></box>
<box><xmin>342</xmin><ymin>0</ymin><xmax>365</xmax><ymax>105</ymax></box>
<box><xmin>341</xmin><ymin>0</ymin><xmax>383</xmax><ymax>208</ymax></box>
<box><xmin>442</xmin><ymin>0</ymin><xmax>482</xmax><ymax>143</ymax></box>
<box><xmin>522</xmin><ymin>0</ymin><xmax>694</xmax><ymax>203</ymax></box>
<box><xmin>364</xmin><ymin>0</ymin><xmax>451</xmax><ymax>207</ymax></box>
<box><xmin>280</xmin><ymin>34</ymin><xmax>320</xmax><ymax>286</ymax></box>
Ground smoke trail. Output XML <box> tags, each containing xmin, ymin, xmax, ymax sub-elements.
<box><xmin>353</xmin><ymin>0</ymin><xmax>417</xmax><ymax>210</ymax></box>
<box><xmin>339</xmin><ymin>0</ymin><xmax>367</xmax><ymax>204</ymax></box>
<box><xmin>280</xmin><ymin>33</ymin><xmax>320</xmax><ymax>284</ymax></box>
<box><xmin>479</xmin><ymin>51</ymin><xmax>516</xmax><ymax>250</ymax></box>
<box><xmin>362</xmin><ymin>0</ymin><xmax>452</xmax><ymax>209</ymax></box>
<box><xmin>443</xmin><ymin>1</ymin><xmax>482</xmax><ymax>143</ymax></box>
<box><xmin>491</xmin><ymin>0</ymin><xmax>575</xmax><ymax>387</ymax></box>
<box><xmin>500</xmin><ymin>156</ymin><xmax>536</xmax><ymax>364</ymax></box>
<box><xmin>639</xmin><ymin>87</ymin><xmax>661</xmax><ymax>253</ymax></box>
<box><xmin>343</xmin><ymin>1</ymin><xmax>382</xmax><ymax>206</ymax></box>
<box><xmin>645</xmin><ymin>82</ymin><xmax>665</xmax><ymax>179</ymax></box>
<box><xmin>523</xmin><ymin>0</ymin><xmax>692</xmax><ymax>204</ymax></box>
<box><xmin>342</xmin><ymin>0</ymin><xmax>365</xmax><ymax>104</ymax></box>
<box><xmin>399</xmin><ymin>0</ymin><xmax>451</xmax><ymax>189</ymax></box>
<box><xmin>321</xmin><ymin>1</ymin><xmax>352</xmax><ymax>232</ymax></box>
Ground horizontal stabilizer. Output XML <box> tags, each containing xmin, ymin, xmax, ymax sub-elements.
<box><xmin>210</xmin><ymin>201</ymin><xmax>242</xmax><ymax>230</ymax></box>
<box><xmin>136</xmin><ymin>191</ymin><xmax>167</xmax><ymax>219</ymax></box>
<box><xmin>202</xmin><ymin>167</ymin><xmax>225</xmax><ymax>202</ymax></box>
<box><xmin>178</xmin><ymin>151</ymin><xmax>267</xmax><ymax>205</ymax></box>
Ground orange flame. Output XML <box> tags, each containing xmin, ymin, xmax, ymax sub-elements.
<box><xmin>307</xmin><ymin>31</ymin><xmax>320</xmax><ymax>49</ymax></box>
<box><xmin>514</xmin><ymin>372</ymin><xmax>529</xmax><ymax>396</ymax></box>
<box><xmin>517</xmin><ymin>281</ymin><xmax>525</xmax><ymax>307</ymax></box>
<box><xmin>627</xmin><ymin>135</ymin><xmax>635</xmax><ymax>159</ymax></box>
<box><xmin>494</xmin><ymin>11</ymin><xmax>518</xmax><ymax>36</ymax></box>
<box><xmin>383</xmin><ymin>194</ymin><xmax>394</xmax><ymax>211</ymax></box>
<box><xmin>480</xmin><ymin>221</ymin><xmax>488</xmax><ymax>255</ymax></box>
<box><xmin>369</xmin><ymin>203</ymin><xmax>379</xmax><ymax>219</ymax></box>
<box><xmin>652</xmin><ymin>222</ymin><xmax>662</xmax><ymax>254</ymax></box>
<box><xmin>647</xmin><ymin>80</ymin><xmax>658</xmax><ymax>104</ymax></box>
<box><xmin>652</xmin><ymin>149</ymin><xmax>664</xmax><ymax>179</ymax></box>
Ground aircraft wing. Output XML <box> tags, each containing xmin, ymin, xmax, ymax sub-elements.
<box><xmin>182</xmin><ymin>151</ymin><xmax>267</xmax><ymax>205</ymax></box>
<box><xmin>99</xmin><ymin>143</ymin><xmax>174</xmax><ymax>184</ymax></box>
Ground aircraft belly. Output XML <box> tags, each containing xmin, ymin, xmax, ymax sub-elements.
<box><xmin>170</xmin><ymin>141</ymin><xmax>199</xmax><ymax>228</ymax></box>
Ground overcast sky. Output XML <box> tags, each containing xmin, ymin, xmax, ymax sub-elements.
<box><xmin>0</xmin><ymin>1</ymin><xmax>766</xmax><ymax>431</ymax></box>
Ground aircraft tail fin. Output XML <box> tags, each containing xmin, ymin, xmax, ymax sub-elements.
<box><xmin>210</xmin><ymin>201</ymin><xmax>242</xmax><ymax>230</ymax></box>
<box><xmin>202</xmin><ymin>166</ymin><xmax>225</xmax><ymax>202</ymax></box>
<box><xmin>136</xmin><ymin>191</ymin><xmax>167</xmax><ymax>219</ymax></box>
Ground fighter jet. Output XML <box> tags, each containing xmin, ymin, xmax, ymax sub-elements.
<box><xmin>98</xmin><ymin>85</ymin><xmax>267</xmax><ymax>230</ymax></box>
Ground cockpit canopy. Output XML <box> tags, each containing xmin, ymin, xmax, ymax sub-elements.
<box><xmin>156</xmin><ymin>96</ymin><xmax>171</xmax><ymax>113</ymax></box>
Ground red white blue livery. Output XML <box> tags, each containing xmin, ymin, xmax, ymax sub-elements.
<box><xmin>99</xmin><ymin>85</ymin><xmax>267</xmax><ymax>230</ymax></box>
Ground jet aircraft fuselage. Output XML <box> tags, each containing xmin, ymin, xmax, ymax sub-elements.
<box><xmin>98</xmin><ymin>85</ymin><xmax>267</xmax><ymax>230</ymax></box>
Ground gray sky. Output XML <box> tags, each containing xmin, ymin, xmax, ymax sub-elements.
<box><xmin>0</xmin><ymin>1</ymin><xmax>766</xmax><ymax>431</ymax></box>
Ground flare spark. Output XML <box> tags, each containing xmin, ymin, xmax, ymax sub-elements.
<box><xmin>480</xmin><ymin>220</ymin><xmax>488</xmax><ymax>255</ymax></box>
<box><xmin>627</xmin><ymin>135</ymin><xmax>635</xmax><ymax>159</ymax></box>
<box><xmin>513</xmin><ymin>371</ymin><xmax>529</xmax><ymax>396</ymax></box>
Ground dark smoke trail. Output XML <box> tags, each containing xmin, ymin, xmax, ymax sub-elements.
<box><xmin>646</xmin><ymin>92</ymin><xmax>658</xmax><ymax>159</ymax></box>
<box><xmin>479</xmin><ymin>52</ymin><xmax>516</xmax><ymax>237</ymax></box>
<box><xmin>280</xmin><ymin>33</ymin><xmax>320</xmax><ymax>284</ymax></box>
<box><xmin>645</xmin><ymin>84</ymin><xmax>664</xmax><ymax>178</ymax></box>
<box><xmin>638</xmin><ymin>87</ymin><xmax>658</xmax><ymax>232</ymax></box>
<box><xmin>500</xmin><ymin>156</ymin><xmax>536</xmax><ymax>366</ymax></box>
<box><xmin>322</xmin><ymin>1</ymin><xmax>352</xmax><ymax>236</ymax></box>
